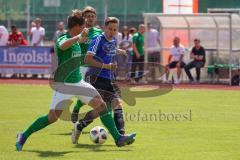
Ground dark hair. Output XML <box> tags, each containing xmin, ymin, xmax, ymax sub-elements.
<box><xmin>129</xmin><ymin>27</ymin><xmax>137</xmax><ymax>34</ymax></box>
<box><xmin>11</xmin><ymin>25</ymin><xmax>17</xmax><ymax>29</ymax></box>
<box><xmin>67</xmin><ymin>10</ymin><xmax>85</xmax><ymax>29</ymax></box>
<box><xmin>82</xmin><ymin>6</ymin><xmax>96</xmax><ymax>16</ymax></box>
<box><xmin>194</xmin><ymin>38</ymin><xmax>200</xmax><ymax>42</ymax></box>
<box><xmin>104</xmin><ymin>17</ymin><xmax>119</xmax><ymax>26</ymax></box>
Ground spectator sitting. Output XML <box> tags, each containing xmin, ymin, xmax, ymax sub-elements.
<box><xmin>8</xmin><ymin>25</ymin><xmax>27</xmax><ymax>46</ymax></box>
<box><xmin>162</xmin><ymin>37</ymin><xmax>186</xmax><ymax>84</ymax></box>
<box><xmin>184</xmin><ymin>38</ymin><xmax>206</xmax><ymax>83</ymax></box>
<box><xmin>8</xmin><ymin>25</ymin><xmax>28</xmax><ymax>78</ymax></box>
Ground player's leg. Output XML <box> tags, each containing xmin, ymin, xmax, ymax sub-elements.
<box><xmin>112</xmin><ymin>98</ymin><xmax>125</xmax><ymax>135</ymax></box>
<box><xmin>16</xmin><ymin>91</ymin><xmax>72</xmax><ymax>151</ymax></box>
<box><xmin>72</xmin><ymin>109</ymin><xmax>98</xmax><ymax>144</ymax></box>
<box><xmin>88</xmin><ymin>95</ymin><xmax>136</xmax><ymax>147</ymax></box>
<box><xmin>72</xmin><ymin>81</ymin><xmax>136</xmax><ymax>146</ymax></box>
<box><xmin>71</xmin><ymin>100</ymin><xmax>84</xmax><ymax>123</ymax></box>
<box><xmin>71</xmin><ymin>67</ymin><xmax>88</xmax><ymax>123</ymax></box>
<box><xmin>72</xmin><ymin>78</ymin><xmax>115</xmax><ymax>144</ymax></box>
<box><xmin>16</xmin><ymin>109</ymin><xmax>63</xmax><ymax>151</ymax></box>
<box><xmin>111</xmin><ymin>82</ymin><xmax>125</xmax><ymax>134</ymax></box>
<box><xmin>72</xmin><ymin>78</ymin><xmax>113</xmax><ymax>143</ymax></box>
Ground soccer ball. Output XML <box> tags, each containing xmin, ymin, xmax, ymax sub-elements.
<box><xmin>90</xmin><ymin>126</ymin><xmax>108</xmax><ymax>144</ymax></box>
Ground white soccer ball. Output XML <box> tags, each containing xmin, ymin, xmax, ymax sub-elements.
<box><xmin>90</xmin><ymin>126</ymin><xmax>108</xmax><ymax>144</ymax></box>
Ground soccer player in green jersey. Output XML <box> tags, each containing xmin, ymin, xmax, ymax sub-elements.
<box><xmin>71</xmin><ymin>6</ymin><xmax>102</xmax><ymax>123</ymax></box>
<box><xmin>15</xmin><ymin>10</ymin><xmax>136</xmax><ymax>151</ymax></box>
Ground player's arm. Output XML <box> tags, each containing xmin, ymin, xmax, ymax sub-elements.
<box><xmin>60</xmin><ymin>28</ymin><xmax>88</xmax><ymax>50</ymax></box>
<box><xmin>84</xmin><ymin>36</ymin><xmax>116</xmax><ymax>70</ymax></box>
<box><xmin>85</xmin><ymin>53</ymin><xmax>116</xmax><ymax>70</ymax></box>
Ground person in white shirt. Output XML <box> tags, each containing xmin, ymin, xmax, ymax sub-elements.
<box><xmin>118</xmin><ymin>26</ymin><xmax>133</xmax><ymax>79</ymax></box>
<box><xmin>146</xmin><ymin>23</ymin><xmax>161</xmax><ymax>81</ymax></box>
<box><xmin>28</xmin><ymin>18</ymin><xmax>45</xmax><ymax>46</ymax></box>
<box><xmin>0</xmin><ymin>25</ymin><xmax>9</xmax><ymax>78</ymax></box>
<box><xmin>163</xmin><ymin>37</ymin><xmax>186</xmax><ymax>84</ymax></box>
<box><xmin>0</xmin><ymin>25</ymin><xmax>9</xmax><ymax>46</ymax></box>
<box><xmin>115</xmin><ymin>31</ymin><xmax>122</xmax><ymax>46</ymax></box>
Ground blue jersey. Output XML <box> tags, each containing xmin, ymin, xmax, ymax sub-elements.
<box><xmin>88</xmin><ymin>34</ymin><xmax>117</xmax><ymax>80</ymax></box>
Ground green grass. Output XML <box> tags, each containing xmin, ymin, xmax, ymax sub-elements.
<box><xmin>0</xmin><ymin>84</ymin><xmax>240</xmax><ymax>160</ymax></box>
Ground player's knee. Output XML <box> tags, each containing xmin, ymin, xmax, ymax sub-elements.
<box><xmin>89</xmin><ymin>95</ymin><xmax>105</xmax><ymax>108</ymax></box>
<box><xmin>112</xmin><ymin>98</ymin><xmax>122</xmax><ymax>110</ymax></box>
<box><xmin>48</xmin><ymin>114</ymin><xmax>58</xmax><ymax>123</ymax></box>
<box><xmin>48</xmin><ymin>111</ymin><xmax>61</xmax><ymax>123</ymax></box>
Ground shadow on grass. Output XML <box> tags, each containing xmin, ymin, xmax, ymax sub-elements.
<box><xmin>52</xmin><ymin>131</ymin><xmax>89</xmax><ymax>136</ymax></box>
<box><xmin>74</xmin><ymin>143</ymin><xmax>133</xmax><ymax>152</ymax></box>
<box><xmin>24</xmin><ymin>150</ymin><xmax>77</xmax><ymax>157</ymax></box>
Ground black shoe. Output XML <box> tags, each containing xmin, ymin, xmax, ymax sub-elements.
<box><xmin>115</xmin><ymin>133</ymin><xmax>136</xmax><ymax>147</ymax></box>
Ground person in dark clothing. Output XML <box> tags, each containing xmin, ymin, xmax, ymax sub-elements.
<box><xmin>184</xmin><ymin>38</ymin><xmax>206</xmax><ymax>83</ymax></box>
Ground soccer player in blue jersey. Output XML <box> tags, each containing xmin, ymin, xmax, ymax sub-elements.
<box><xmin>72</xmin><ymin>17</ymin><xmax>133</xmax><ymax>144</ymax></box>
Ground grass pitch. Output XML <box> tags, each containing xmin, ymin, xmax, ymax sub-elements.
<box><xmin>0</xmin><ymin>84</ymin><xmax>239</xmax><ymax>160</ymax></box>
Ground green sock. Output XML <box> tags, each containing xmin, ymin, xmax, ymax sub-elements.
<box><xmin>107</xmin><ymin>103</ymin><xmax>113</xmax><ymax>117</ymax></box>
<box><xmin>23</xmin><ymin>115</ymin><xmax>50</xmax><ymax>139</ymax></box>
<box><xmin>100</xmin><ymin>111</ymin><xmax>121</xmax><ymax>141</ymax></box>
<box><xmin>73</xmin><ymin>100</ymin><xmax>84</xmax><ymax>113</ymax></box>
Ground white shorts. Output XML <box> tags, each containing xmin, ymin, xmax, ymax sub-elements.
<box><xmin>80</xmin><ymin>66</ymin><xmax>88</xmax><ymax>79</ymax></box>
<box><xmin>50</xmin><ymin>80</ymin><xmax>99</xmax><ymax>110</ymax></box>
